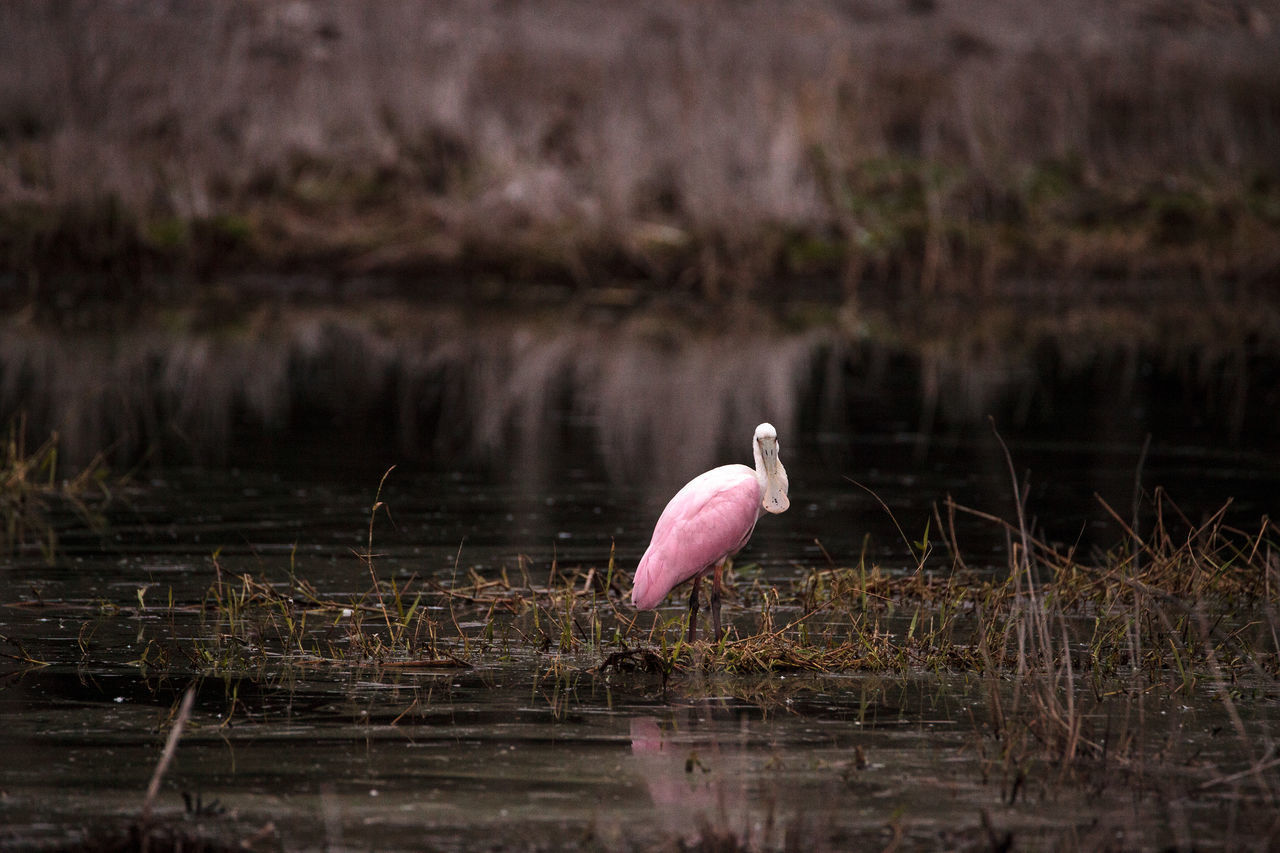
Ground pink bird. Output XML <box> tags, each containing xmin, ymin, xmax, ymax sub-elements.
<box><xmin>632</xmin><ymin>423</ymin><xmax>790</xmax><ymax>642</ymax></box>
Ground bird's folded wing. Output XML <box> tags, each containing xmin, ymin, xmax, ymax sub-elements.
<box><xmin>633</xmin><ymin>469</ymin><xmax>760</xmax><ymax>609</ymax></box>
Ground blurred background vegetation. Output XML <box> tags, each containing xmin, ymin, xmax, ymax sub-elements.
<box><xmin>1</xmin><ymin>1</ymin><xmax>1278</xmax><ymax>468</ymax></box>
<box><xmin>2</xmin><ymin>0</ymin><xmax>1277</xmax><ymax>313</ymax></box>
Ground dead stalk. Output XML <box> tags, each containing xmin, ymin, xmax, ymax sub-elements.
<box><xmin>140</xmin><ymin>686</ymin><xmax>196</xmax><ymax>823</ymax></box>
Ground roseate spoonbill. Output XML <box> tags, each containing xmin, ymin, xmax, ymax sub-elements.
<box><xmin>632</xmin><ymin>422</ymin><xmax>790</xmax><ymax>642</ymax></box>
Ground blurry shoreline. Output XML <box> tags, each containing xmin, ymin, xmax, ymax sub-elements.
<box><xmin>1</xmin><ymin>1</ymin><xmax>1279</xmax><ymax>316</ymax></box>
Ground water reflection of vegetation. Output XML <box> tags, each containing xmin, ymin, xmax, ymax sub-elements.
<box><xmin>6</xmin><ymin>299</ymin><xmax>1280</xmax><ymax>484</ymax></box>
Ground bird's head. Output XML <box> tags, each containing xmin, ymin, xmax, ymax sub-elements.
<box><xmin>753</xmin><ymin>423</ymin><xmax>789</xmax><ymax>514</ymax></box>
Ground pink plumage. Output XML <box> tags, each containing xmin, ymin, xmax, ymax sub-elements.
<box><xmin>631</xmin><ymin>423</ymin><xmax>789</xmax><ymax>641</ymax></box>
<box><xmin>631</xmin><ymin>464</ymin><xmax>762</xmax><ymax>610</ymax></box>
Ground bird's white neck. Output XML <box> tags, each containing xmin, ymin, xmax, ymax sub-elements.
<box><xmin>753</xmin><ymin>430</ymin><xmax>790</xmax><ymax>514</ymax></box>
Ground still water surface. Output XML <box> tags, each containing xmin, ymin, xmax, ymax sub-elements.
<box><xmin>2</xmin><ymin>422</ymin><xmax>1278</xmax><ymax>850</ymax></box>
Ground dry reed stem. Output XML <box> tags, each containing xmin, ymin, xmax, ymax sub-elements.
<box><xmin>140</xmin><ymin>686</ymin><xmax>195</xmax><ymax>823</ymax></box>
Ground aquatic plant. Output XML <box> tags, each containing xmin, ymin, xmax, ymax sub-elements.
<box><xmin>163</xmin><ymin>475</ymin><xmax>1278</xmax><ymax>693</ymax></box>
<box><xmin>0</xmin><ymin>417</ymin><xmax>114</xmax><ymax>559</ymax></box>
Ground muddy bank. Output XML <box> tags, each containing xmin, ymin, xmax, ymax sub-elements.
<box><xmin>1</xmin><ymin>1</ymin><xmax>1279</xmax><ymax>310</ymax></box>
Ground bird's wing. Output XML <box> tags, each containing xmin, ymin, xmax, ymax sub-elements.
<box><xmin>632</xmin><ymin>465</ymin><xmax>761</xmax><ymax>610</ymax></box>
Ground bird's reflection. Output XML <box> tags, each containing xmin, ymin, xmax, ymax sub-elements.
<box><xmin>627</xmin><ymin>709</ymin><xmax>755</xmax><ymax>838</ymax></box>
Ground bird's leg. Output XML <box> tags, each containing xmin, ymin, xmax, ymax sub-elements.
<box><xmin>687</xmin><ymin>575</ymin><xmax>701</xmax><ymax>644</ymax></box>
<box><xmin>711</xmin><ymin>558</ymin><xmax>725</xmax><ymax>642</ymax></box>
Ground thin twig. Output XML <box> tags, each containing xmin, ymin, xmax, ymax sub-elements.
<box><xmin>141</xmin><ymin>686</ymin><xmax>196</xmax><ymax>823</ymax></box>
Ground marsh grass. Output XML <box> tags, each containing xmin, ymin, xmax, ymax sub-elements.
<box><xmin>175</xmin><ymin>487</ymin><xmax>635</xmax><ymax>677</ymax></box>
<box><xmin>166</xmin><ymin>478</ymin><xmax>1278</xmax><ymax>698</ymax></box>
<box><xmin>0</xmin><ymin>416</ymin><xmax>115</xmax><ymax>559</ymax></box>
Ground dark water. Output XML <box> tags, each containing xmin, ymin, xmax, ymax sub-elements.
<box><xmin>4</xmin><ymin>421</ymin><xmax>1279</xmax><ymax>850</ymax></box>
<box><xmin>2</xmin><ymin>295</ymin><xmax>1280</xmax><ymax>845</ymax></box>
